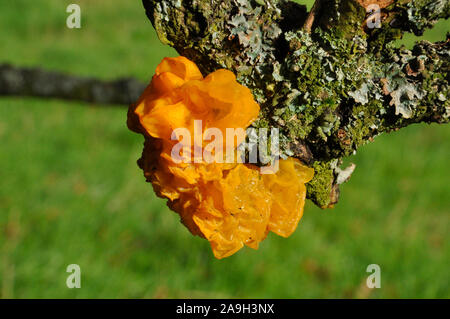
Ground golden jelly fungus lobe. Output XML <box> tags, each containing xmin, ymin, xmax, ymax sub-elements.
<box><xmin>128</xmin><ymin>56</ymin><xmax>314</xmax><ymax>259</ymax></box>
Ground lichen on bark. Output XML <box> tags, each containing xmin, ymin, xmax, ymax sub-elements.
<box><xmin>142</xmin><ymin>0</ymin><xmax>449</xmax><ymax>208</ymax></box>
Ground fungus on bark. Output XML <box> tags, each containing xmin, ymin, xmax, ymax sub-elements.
<box><xmin>128</xmin><ymin>56</ymin><xmax>314</xmax><ymax>258</ymax></box>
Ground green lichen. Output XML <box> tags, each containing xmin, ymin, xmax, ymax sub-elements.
<box><xmin>306</xmin><ymin>160</ymin><xmax>335</xmax><ymax>208</ymax></box>
<box><xmin>320</xmin><ymin>0</ymin><xmax>367</xmax><ymax>39</ymax></box>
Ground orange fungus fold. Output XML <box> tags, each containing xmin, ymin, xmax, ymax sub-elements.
<box><xmin>128</xmin><ymin>56</ymin><xmax>314</xmax><ymax>259</ymax></box>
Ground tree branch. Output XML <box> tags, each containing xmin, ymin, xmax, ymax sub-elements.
<box><xmin>0</xmin><ymin>64</ymin><xmax>146</xmax><ymax>106</ymax></box>
<box><xmin>142</xmin><ymin>0</ymin><xmax>448</xmax><ymax>208</ymax></box>
<box><xmin>361</xmin><ymin>0</ymin><xmax>450</xmax><ymax>51</ymax></box>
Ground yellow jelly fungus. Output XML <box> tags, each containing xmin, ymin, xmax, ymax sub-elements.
<box><xmin>128</xmin><ymin>56</ymin><xmax>314</xmax><ymax>259</ymax></box>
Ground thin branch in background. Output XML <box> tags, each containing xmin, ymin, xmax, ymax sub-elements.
<box><xmin>0</xmin><ymin>64</ymin><xmax>146</xmax><ymax>106</ymax></box>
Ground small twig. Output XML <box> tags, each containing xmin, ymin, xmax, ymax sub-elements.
<box><xmin>303</xmin><ymin>0</ymin><xmax>324</xmax><ymax>33</ymax></box>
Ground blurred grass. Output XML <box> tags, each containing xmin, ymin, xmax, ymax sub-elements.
<box><xmin>0</xmin><ymin>0</ymin><xmax>449</xmax><ymax>298</ymax></box>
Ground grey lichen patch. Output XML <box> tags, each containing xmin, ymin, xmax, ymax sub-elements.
<box><xmin>389</xmin><ymin>82</ymin><xmax>423</xmax><ymax>118</ymax></box>
<box><xmin>375</xmin><ymin>39</ymin><xmax>450</xmax><ymax>127</ymax></box>
<box><xmin>349</xmin><ymin>82</ymin><xmax>370</xmax><ymax>105</ymax></box>
<box><xmin>228</xmin><ymin>1</ymin><xmax>281</xmax><ymax>63</ymax></box>
<box><xmin>225</xmin><ymin>0</ymin><xmax>284</xmax><ymax>100</ymax></box>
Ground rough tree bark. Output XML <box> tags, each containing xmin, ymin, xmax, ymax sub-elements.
<box><xmin>142</xmin><ymin>0</ymin><xmax>449</xmax><ymax>208</ymax></box>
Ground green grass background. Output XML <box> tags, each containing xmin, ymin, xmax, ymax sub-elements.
<box><xmin>0</xmin><ymin>0</ymin><xmax>448</xmax><ymax>298</ymax></box>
